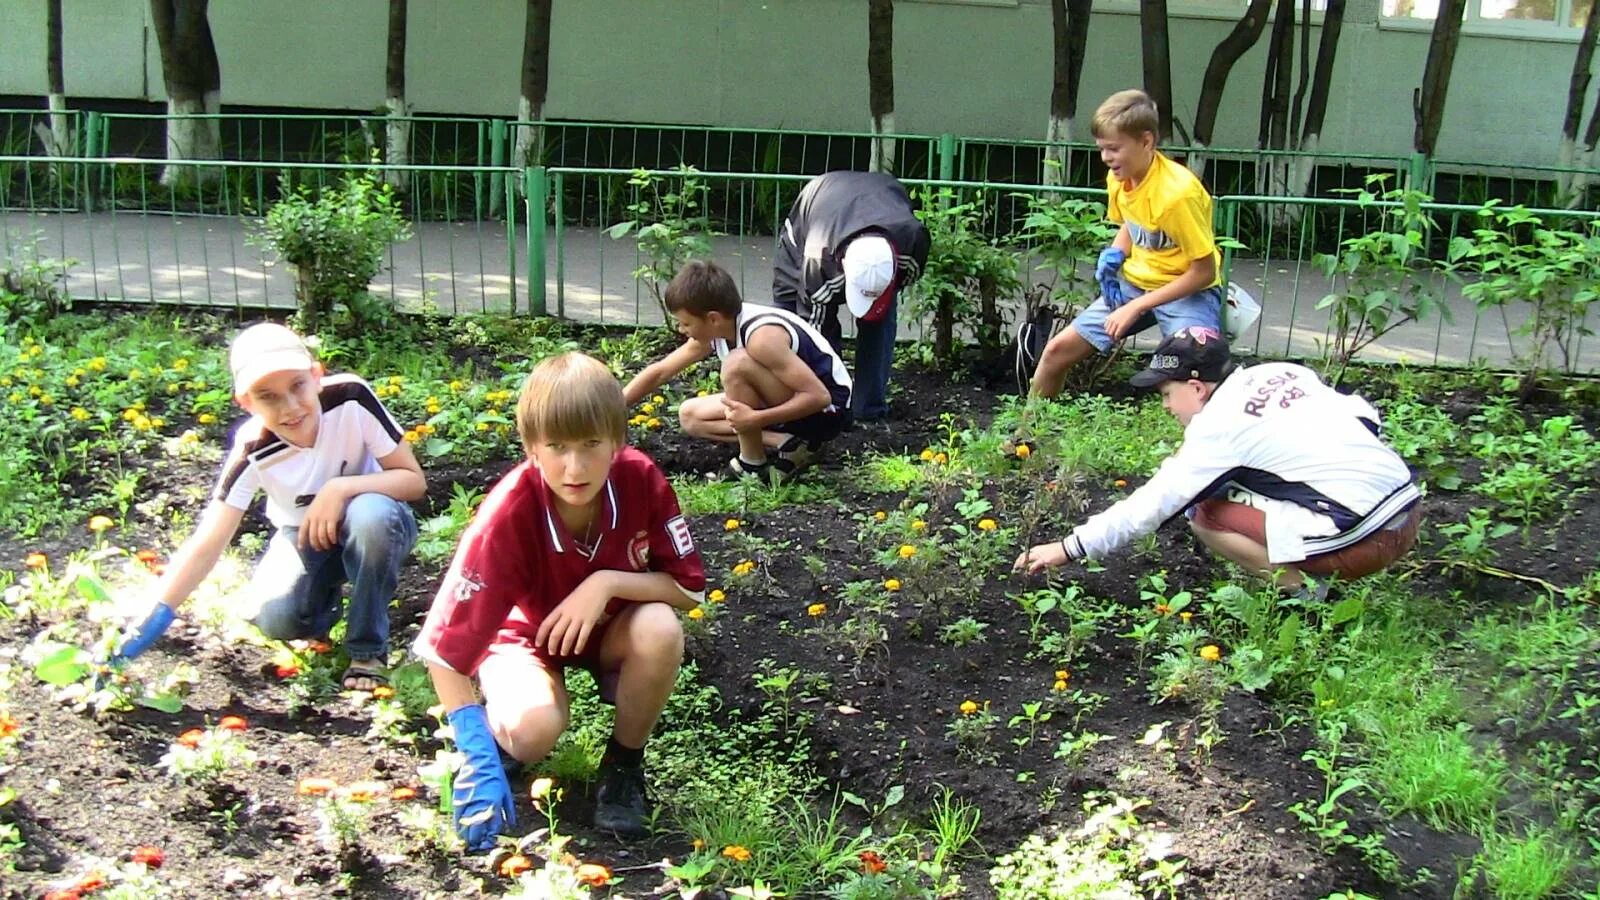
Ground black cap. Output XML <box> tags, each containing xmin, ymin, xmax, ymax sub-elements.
<box><xmin>1129</xmin><ymin>326</ymin><xmax>1233</xmax><ymax>388</ymax></box>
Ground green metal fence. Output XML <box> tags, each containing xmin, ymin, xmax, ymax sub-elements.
<box><xmin>0</xmin><ymin>156</ymin><xmax>527</xmax><ymax>316</ymax></box>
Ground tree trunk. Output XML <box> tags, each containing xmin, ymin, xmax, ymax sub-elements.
<box><xmin>150</xmin><ymin>0</ymin><xmax>220</xmax><ymax>186</ymax></box>
<box><xmin>1289</xmin><ymin>0</ymin><xmax>1312</xmax><ymax>145</ymax></box>
<box><xmin>1189</xmin><ymin>0</ymin><xmax>1273</xmax><ymax>178</ymax></box>
<box><xmin>1413</xmin><ymin>0</ymin><xmax>1468</xmax><ymax>157</ymax></box>
<box><xmin>41</xmin><ymin>0</ymin><xmax>71</xmax><ymax>156</ymax></box>
<box><xmin>384</xmin><ymin>0</ymin><xmax>410</xmax><ymax>190</ymax></box>
<box><xmin>1139</xmin><ymin>0</ymin><xmax>1174</xmax><ymax>140</ymax></box>
<box><xmin>1255</xmin><ymin>0</ymin><xmax>1294</xmax><ymax>205</ymax></box>
<box><xmin>513</xmin><ymin>0</ymin><xmax>552</xmax><ymax>169</ymax></box>
<box><xmin>1293</xmin><ymin>0</ymin><xmax>1345</xmax><ymax>197</ymax></box>
<box><xmin>1044</xmin><ymin>0</ymin><xmax>1091</xmax><ymax>185</ymax></box>
<box><xmin>1559</xmin><ymin>0</ymin><xmax>1599</xmax><ymax>196</ymax></box>
<box><xmin>868</xmin><ymin>0</ymin><xmax>896</xmax><ymax>173</ymax></box>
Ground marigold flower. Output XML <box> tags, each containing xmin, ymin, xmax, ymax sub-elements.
<box><xmin>0</xmin><ymin>713</ymin><xmax>17</xmax><ymax>737</ymax></box>
<box><xmin>403</xmin><ymin>430</ymin><xmax>419</xmax><ymax>443</ymax></box>
<box><xmin>1200</xmin><ymin>645</ymin><xmax>1222</xmax><ymax>662</ymax></box>
<box><xmin>1114</xmin><ymin>479</ymin><xmax>1128</xmax><ymax>489</ymax></box>
<box><xmin>391</xmin><ymin>786</ymin><xmax>418</xmax><ymax>801</ymax></box>
<box><xmin>529</xmin><ymin>777</ymin><xmax>555</xmax><ymax>800</ymax></box>
<box><xmin>70</xmin><ymin>406</ymin><xmax>89</xmax><ymax>421</ymax></box>
<box><xmin>1055</xmin><ymin>669</ymin><xmax>1070</xmax><ymax>681</ymax></box>
<box><xmin>73</xmin><ymin>872</ymin><xmax>107</xmax><ymax>892</ymax></box>
<box><xmin>135</xmin><ymin>549</ymin><xmax>160</xmax><ymax>565</ymax></box>
<box><xmin>1053</xmin><ymin>679</ymin><xmax>1068</xmax><ymax>692</ymax></box>
<box><xmin>42</xmin><ymin>890</ymin><xmax>80</xmax><ymax>900</ymax></box>
<box><xmin>732</xmin><ymin>560</ymin><xmax>756</xmax><ymax>577</ymax></box>
<box><xmin>959</xmin><ymin>700</ymin><xmax>979</xmax><ymax>715</ymax></box>
<box><xmin>859</xmin><ymin>850</ymin><xmax>888</xmax><ymax>875</ymax></box>
<box><xmin>708</xmin><ymin>589</ymin><xmax>726</xmax><ymax>603</ymax></box>
<box><xmin>476</xmin><ymin>422</ymin><xmax>490</xmax><ymax>432</ymax></box>
<box><xmin>919</xmin><ymin>448</ymin><xmax>935</xmax><ymax>461</ymax></box>
<box><xmin>691</xmin><ymin>837</ymin><xmax>706</xmax><ymax>850</ymax></box>
<box><xmin>1014</xmin><ymin>443</ymin><xmax>1032</xmax><ymax>459</ymax></box>
<box><xmin>371</xmin><ymin>686</ymin><xmax>395</xmax><ymax>700</ymax></box>
<box><xmin>575</xmin><ymin>863</ymin><xmax>611</xmax><ymax>887</ymax></box>
<box><xmin>297</xmin><ymin>777</ymin><xmax>337</xmax><ymax>796</ymax></box>
<box><xmin>687</xmin><ymin>607</ymin><xmax>705</xmax><ymax>620</ymax></box>
<box><xmin>217</xmin><ymin>715</ymin><xmax>248</xmax><ymax>732</ymax></box>
<box><xmin>305</xmin><ymin>639</ymin><xmax>333</xmax><ymax>654</ymax></box>
<box><xmin>873</xmin><ymin>510</ymin><xmax>887</xmax><ymax>522</ymax></box>
<box><xmin>498</xmin><ymin>853</ymin><xmax>533</xmax><ymax>877</ymax></box>
<box><xmin>88</xmin><ymin>357</ymin><xmax>107</xmax><ymax>371</ymax></box>
<box><xmin>898</xmin><ymin>544</ymin><xmax>917</xmax><ymax>559</ymax></box>
<box><xmin>275</xmin><ymin>663</ymin><xmax>302</xmax><ymax>679</ymax></box>
<box><xmin>346</xmin><ymin>781</ymin><xmax>385</xmax><ymax>802</ymax></box>
<box><xmin>724</xmin><ymin>518</ymin><xmax>741</xmax><ymax>531</ymax></box>
<box><xmin>1154</xmin><ymin>603</ymin><xmax>1172</xmax><ymax>616</ymax></box>
<box><xmin>199</xmin><ymin>413</ymin><xmax>218</xmax><ymax>426</ymax></box>
<box><xmin>807</xmin><ymin>602</ymin><xmax>827</xmax><ymax>617</ymax></box>
<box><xmin>646</xmin><ymin>417</ymin><xmax>662</xmax><ymax>429</ymax></box>
<box><xmin>640</xmin><ymin>402</ymin><xmax>656</xmax><ymax>415</ymax></box>
<box><xmin>176</xmin><ymin>728</ymin><xmax>205</xmax><ymax>749</ymax></box>
<box><xmin>884</xmin><ymin>578</ymin><xmax>901</xmax><ymax>592</ymax></box>
<box><xmin>25</xmin><ymin>552</ymin><xmax>47</xmax><ymax>569</ymax></box>
<box><xmin>1180</xmin><ymin>611</ymin><xmax>1193</xmax><ymax>624</ymax></box>
<box><xmin>129</xmin><ymin>845</ymin><xmax>165</xmax><ymax>868</ymax></box>
<box><xmin>87</xmin><ymin>515</ymin><xmax>114</xmax><ymax>533</ymax></box>
<box><xmin>977</xmin><ymin>518</ymin><xmax>998</xmax><ymax>532</ymax></box>
<box><xmin>721</xmin><ymin>844</ymin><xmax>752</xmax><ymax>862</ymax></box>
<box><xmin>911</xmin><ymin>520</ymin><xmax>927</xmax><ymax>531</ymax></box>
<box><xmin>933</xmin><ymin>452</ymin><xmax>949</xmax><ymax>465</ymax></box>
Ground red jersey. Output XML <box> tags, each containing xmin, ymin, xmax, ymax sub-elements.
<box><xmin>413</xmin><ymin>446</ymin><xmax>705</xmax><ymax>675</ymax></box>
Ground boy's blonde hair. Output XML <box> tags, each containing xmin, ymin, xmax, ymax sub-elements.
<box><xmin>1092</xmin><ymin>90</ymin><xmax>1160</xmax><ymax>142</ymax></box>
<box><xmin>516</xmin><ymin>352</ymin><xmax>627</xmax><ymax>449</ymax></box>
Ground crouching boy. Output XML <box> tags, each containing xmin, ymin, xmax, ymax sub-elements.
<box><xmin>414</xmin><ymin>352</ymin><xmax>706</xmax><ymax>849</ymax></box>
<box><xmin>111</xmin><ymin>322</ymin><xmax>425</xmax><ymax>692</ymax></box>
<box><xmin>623</xmin><ymin>259</ymin><xmax>853</xmax><ymax>483</ymax></box>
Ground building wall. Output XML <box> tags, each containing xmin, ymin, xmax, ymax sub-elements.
<box><xmin>0</xmin><ymin>0</ymin><xmax>1586</xmax><ymax>168</ymax></box>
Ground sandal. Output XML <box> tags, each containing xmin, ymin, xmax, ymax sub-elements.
<box><xmin>341</xmin><ymin>658</ymin><xmax>390</xmax><ymax>692</ymax></box>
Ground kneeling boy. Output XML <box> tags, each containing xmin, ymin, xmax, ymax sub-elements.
<box><xmin>415</xmin><ymin>353</ymin><xmax>705</xmax><ymax>849</ymax></box>
<box><xmin>623</xmin><ymin>259</ymin><xmax>853</xmax><ymax>482</ymax></box>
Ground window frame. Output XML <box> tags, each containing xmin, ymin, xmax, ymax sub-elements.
<box><xmin>1379</xmin><ymin>0</ymin><xmax>1585</xmax><ymax>43</ymax></box>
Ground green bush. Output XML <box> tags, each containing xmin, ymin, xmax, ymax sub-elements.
<box><xmin>250</xmin><ymin>169</ymin><xmax>412</xmax><ymax>331</ymax></box>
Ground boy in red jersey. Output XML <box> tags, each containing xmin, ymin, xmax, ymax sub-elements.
<box><xmin>414</xmin><ymin>353</ymin><xmax>705</xmax><ymax>848</ymax></box>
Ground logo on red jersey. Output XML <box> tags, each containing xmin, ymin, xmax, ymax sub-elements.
<box><xmin>628</xmin><ymin>529</ymin><xmax>651</xmax><ymax>569</ymax></box>
<box><xmin>445</xmin><ymin>567</ymin><xmax>484</xmax><ymax>603</ymax></box>
<box><xmin>666</xmin><ymin>515</ymin><xmax>694</xmax><ymax>557</ymax></box>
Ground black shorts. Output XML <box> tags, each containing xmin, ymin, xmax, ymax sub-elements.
<box><xmin>773</xmin><ymin>406</ymin><xmax>848</xmax><ymax>445</ymax></box>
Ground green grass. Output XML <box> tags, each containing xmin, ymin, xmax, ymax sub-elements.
<box><xmin>669</xmin><ymin>474</ymin><xmax>838</xmax><ymax>516</ymax></box>
<box><xmin>1478</xmin><ymin>825</ymin><xmax>1579</xmax><ymax>900</ymax></box>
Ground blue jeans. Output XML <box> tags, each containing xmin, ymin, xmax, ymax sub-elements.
<box><xmin>817</xmin><ymin>301</ymin><xmax>895</xmax><ymax>421</ymax></box>
<box><xmin>1070</xmin><ymin>278</ymin><xmax>1223</xmax><ymax>353</ymax></box>
<box><xmin>248</xmin><ymin>493</ymin><xmax>417</xmax><ymax>661</ymax></box>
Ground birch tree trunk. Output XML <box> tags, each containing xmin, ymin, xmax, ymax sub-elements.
<box><xmin>1044</xmin><ymin>0</ymin><xmax>1091</xmax><ymax>185</ymax></box>
<box><xmin>150</xmin><ymin>0</ymin><xmax>221</xmax><ymax>187</ymax></box>
<box><xmin>1413</xmin><ymin>0</ymin><xmax>1468</xmax><ymax>159</ymax></box>
<box><xmin>40</xmin><ymin>0</ymin><xmax>72</xmax><ymax>156</ymax></box>
<box><xmin>1559</xmin><ymin>0</ymin><xmax>1599</xmax><ymax>198</ymax></box>
<box><xmin>1139</xmin><ymin>0</ymin><xmax>1174</xmax><ymax>141</ymax></box>
<box><xmin>1256</xmin><ymin>0</ymin><xmax>1295</xmax><ymax>207</ymax></box>
<box><xmin>1189</xmin><ymin>0</ymin><xmax>1273</xmax><ymax>179</ymax></box>
<box><xmin>513</xmin><ymin>0</ymin><xmax>552</xmax><ymax>169</ymax></box>
<box><xmin>1292</xmin><ymin>0</ymin><xmax>1345</xmax><ymax>198</ymax></box>
<box><xmin>384</xmin><ymin>0</ymin><xmax>410</xmax><ymax>190</ymax></box>
<box><xmin>868</xmin><ymin>0</ymin><xmax>896</xmax><ymax>174</ymax></box>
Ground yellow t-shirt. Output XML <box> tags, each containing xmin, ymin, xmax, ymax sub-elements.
<box><xmin>1106</xmin><ymin>152</ymin><xmax>1221</xmax><ymax>291</ymax></box>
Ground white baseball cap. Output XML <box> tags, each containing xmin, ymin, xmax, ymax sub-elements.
<box><xmin>230</xmin><ymin>323</ymin><xmax>314</xmax><ymax>395</ymax></box>
<box><xmin>841</xmin><ymin>234</ymin><xmax>898</xmax><ymax>319</ymax></box>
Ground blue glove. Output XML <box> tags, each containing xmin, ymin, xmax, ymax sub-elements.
<box><xmin>446</xmin><ymin>704</ymin><xmax>516</xmax><ymax>851</ymax></box>
<box><xmin>1096</xmin><ymin>246</ymin><xmax>1126</xmax><ymax>308</ymax></box>
<box><xmin>110</xmin><ymin>603</ymin><xmax>175</xmax><ymax>665</ymax></box>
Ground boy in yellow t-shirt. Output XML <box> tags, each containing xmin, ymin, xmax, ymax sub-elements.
<box><xmin>1027</xmin><ymin>89</ymin><xmax>1223</xmax><ymax>399</ymax></box>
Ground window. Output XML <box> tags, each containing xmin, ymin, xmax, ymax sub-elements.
<box><xmin>1382</xmin><ymin>0</ymin><xmax>1587</xmax><ymax>30</ymax></box>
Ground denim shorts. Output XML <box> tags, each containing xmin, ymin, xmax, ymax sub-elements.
<box><xmin>1071</xmin><ymin>278</ymin><xmax>1224</xmax><ymax>353</ymax></box>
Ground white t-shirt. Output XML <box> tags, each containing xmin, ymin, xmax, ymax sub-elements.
<box><xmin>1069</xmin><ymin>363</ymin><xmax>1420</xmax><ymax>564</ymax></box>
<box><xmin>212</xmin><ymin>374</ymin><xmax>404</xmax><ymax>528</ymax></box>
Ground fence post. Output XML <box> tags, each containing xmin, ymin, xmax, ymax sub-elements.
<box><xmin>1407</xmin><ymin>152</ymin><xmax>1431</xmax><ymax>194</ymax></box>
<box><xmin>82</xmin><ymin>111</ymin><xmax>102</xmax><ymax>211</ymax></box>
<box><xmin>526</xmin><ymin>166</ymin><xmax>547</xmax><ymax>317</ymax></box>
<box><xmin>490</xmin><ymin>119</ymin><xmax>508</xmax><ymax>217</ymax></box>
<box><xmin>554</xmin><ymin>170</ymin><xmax>566</xmax><ymax>319</ymax></box>
<box><xmin>938</xmin><ymin>133</ymin><xmax>956</xmax><ymax>182</ymax></box>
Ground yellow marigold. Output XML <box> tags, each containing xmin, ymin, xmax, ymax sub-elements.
<box><xmin>27</xmin><ymin>385</ymin><xmax>41</xmax><ymax>398</ymax></box>
<box><xmin>128</xmin><ymin>369</ymin><xmax>142</xmax><ymax>380</ymax></box>
<box><xmin>476</xmin><ymin>422</ymin><xmax>490</xmax><ymax>432</ymax></box>
<box><xmin>166</xmin><ymin>383</ymin><xmax>179</xmax><ymax>395</ymax></box>
<box><xmin>959</xmin><ymin>700</ymin><xmax>979</xmax><ymax>715</ymax></box>
<box><xmin>873</xmin><ymin>510</ymin><xmax>887</xmax><ymax>522</ymax></box>
<box><xmin>64</xmin><ymin>375</ymin><xmax>79</xmax><ymax>388</ymax></box>
<box><xmin>933</xmin><ymin>452</ymin><xmax>949</xmax><ymax>465</ymax></box>
<box><xmin>403</xmin><ymin>429</ymin><xmax>419</xmax><ymax>443</ymax></box>
<box><xmin>687</xmin><ymin>607</ymin><xmax>705</xmax><ymax>620</ymax></box>
<box><xmin>708</xmin><ymin>589</ymin><xmax>726</xmax><ymax>603</ymax></box>
<box><xmin>722</xmin><ymin>845</ymin><xmax>752</xmax><ymax>863</ymax></box>
<box><xmin>198</xmin><ymin>413</ymin><xmax>217</xmax><ymax>425</ymax></box>
<box><xmin>70</xmin><ymin>407</ymin><xmax>90</xmax><ymax>421</ymax></box>
<box><xmin>25</xmin><ymin>552</ymin><xmax>47</xmax><ymax>569</ymax></box>
<box><xmin>173</xmin><ymin>358</ymin><xmax>189</xmax><ymax>370</ymax></box>
<box><xmin>1015</xmin><ymin>443</ymin><xmax>1032</xmax><ymax>459</ymax></box>
<box><xmin>1114</xmin><ymin>479</ymin><xmax>1128</xmax><ymax>489</ymax></box>
<box><xmin>807</xmin><ymin>602</ymin><xmax>827</xmax><ymax>617</ymax></box>
<box><xmin>977</xmin><ymin>518</ymin><xmax>998</xmax><ymax>532</ymax></box>
<box><xmin>529</xmin><ymin>777</ymin><xmax>555</xmax><ymax>800</ymax></box>
<box><xmin>1200</xmin><ymin>645</ymin><xmax>1222</xmax><ymax>662</ymax></box>
<box><xmin>652</xmin><ymin>394</ymin><xmax>665</xmax><ymax>404</ymax></box>
<box><xmin>884</xmin><ymin>578</ymin><xmax>901</xmax><ymax>592</ymax></box>
<box><xmin>697</xmin><ymin>389</ymin><xmax>709</xmax><ymax>397</ymax></box>
<box><xmin>646</xmin><ymin>417</ymin><xmax>662</xmax><ymax>429</ymax></box>
<box><xmin>640</xmin><ymin>402</ymin><xmax>656</xmax><ymax>415</ymax></box>
<box><xmin>40</xmin><ymin>392</ymin><xmax>57</xmax><ymax>405</ymax></box>
<box><xmin>1055</xmin><ymin>669</ymin><xmax>1070</xmax><ymax>680</ymax></box>
<box><xmin>1053</xmin><ymin>679</ymin><xmax>1068</xmax><ymax>692</ymax></box>
<box><xmin>629</xmin><ymin>414</ymin><xmax>648</xmax><ymax>426</ymax></box>
<box><xmin>448</xmin><ymin>380</ymin><xmax>463</xmax><ymax>392</ymax></box>
<box><xmin>1180</xmin><ymin>611</ymin><xmax>1193</xmax><ymax>624</ymax></box>
<box><xmin>911</xmin><ymin>519</ymin><xmax>927</xmax><ymax>531</ymax></box>
<box><xmin>897</xmin><ymin>544</ymin><xmax>917</xmax><ymax>559</ymax></box>
<box><xmin>919</xmin><ymin>448</ymin><xmax>935</xmax><ymax>462</ymax></box>
<box><xmin>88</xmin><ymin>515</ymin><xmax>114</xmax><ymax>533</ymax></box>
<box><xmin>692</xmin><ymin>837</ymin><xmax>706</xmax><ymax>850</ymax></box>
<box><xmin>387</xmin><ymin>375</ymin><xmax>403</xmax><ymax>386</ymax></box>
<box><xmin>724</xmin><ymin>518</ymin><xmax>741</xmax><ymax>531</ymax></box>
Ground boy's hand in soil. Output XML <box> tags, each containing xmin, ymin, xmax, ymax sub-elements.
<box><xmin>110</xmin><ymin>602</ymin><xmax>176</xmax><ymax>665</ymax></box>
<box><xmin>1014</xmin><ymin>540</ymin><xmax>1071</xmax><ymax>575</ymax></box>
<box><xmin>446</xmin><ymin>704</ymin><xmax>516</xmax><ymax>851</ymax></box>
<box><xmin>536</xmin><ymin>573</ymin><xmax>612</xmax><ymax>658</ymax></box>
<box><xmin>298</xmin><ymin>482</ymin><xmax>351</xmax><ymax>552</ymax></box>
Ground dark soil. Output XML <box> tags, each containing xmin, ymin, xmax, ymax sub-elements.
<box><xmin>0</xmin><ymin>342</ymin><xmax>1587</xmax><ymax>899</ymax></box>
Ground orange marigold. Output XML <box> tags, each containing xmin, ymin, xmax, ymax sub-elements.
<box><xmin>129</xmin><ymin>845</ymin><xmax>165</xmax><ymax>868</ymax></box>
<box><xmin>575</xmin><ymin>863</ymin><xmax>611</xmax><ymax>887</ymax></box>
<box><xmin>498</xmin><ymin>854</ymin><xmax>533</xmax><ymax>877</ymax></box>
<box><xmin>859</xmin><ymin>850</ymin><xmax>888</xmax><ymax>875</ymax></box>
<box><xmin>176</xmin><ymin>728</ymin><xmax>205</xmax><ymax>749</ymax></box>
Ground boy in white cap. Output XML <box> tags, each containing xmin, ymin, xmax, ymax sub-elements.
<box><xmin>1015</xmin><ymin>327</ymin><xmax>1422</xmax><ymax>593</ymax></box>
<box><xmin>773</xmin><ymin>170</ymin><xmax>930</xmax><ymax>422</ymax></box>
<box><xmin>110</xmin><ymin>322</ymin><xmax>426</xmax><ymax>692</ymax></box>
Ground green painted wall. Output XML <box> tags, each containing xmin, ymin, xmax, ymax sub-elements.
<box><xmin>0</xmin><ymin>0</ymin><xmax>1585</xmax><ymax>168</ymax></box>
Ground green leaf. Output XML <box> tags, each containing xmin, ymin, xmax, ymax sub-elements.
<box><xmin>136</xmin><ymin>693</ymin><xmax>184</xmax><ymax>713</ymax></box>
<box><xmin>35</xmin><ymin>645</ymin><xmax>91</xmax><ymax>686</ymax></box>
<box><xmin>422</xmin><ymin>438</ymin><xmax>455</xmax><ymax>458</ymax></box>
<box><xmin>1328</xmin><ymin>597</ymin><xmax>1366</xmax><ymax>627</ymax></box>
<box><xmin>76</xmin><ymin>573</ymin><xmax>111</xmax><ymax>605</ymax></box>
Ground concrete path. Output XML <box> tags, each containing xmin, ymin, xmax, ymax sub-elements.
<box><xmin>4</xmin><ymin>208</ymin><xmax>1594</xmax><ymax>372</ymax></box>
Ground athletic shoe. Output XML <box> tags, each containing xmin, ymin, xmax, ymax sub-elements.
<box><xmin>593</xmin><ymin>762</ymin><xmax>651</xmax><ymax>835</ymax></box>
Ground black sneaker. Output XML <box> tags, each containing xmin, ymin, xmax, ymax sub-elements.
<box><xmin>593</xmin><ymin>762</ymin><xmax>651</xmax><ymax>835</ymax></box>
<box><xmin>774</xmin><ymin>435</ymin><xmax>822</xmax><ymax>473</ymax></box>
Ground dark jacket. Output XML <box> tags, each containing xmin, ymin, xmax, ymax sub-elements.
<box><xmin>772</xmin><ymin>171</ymin><xmax>931</xmax><ymax>329</ymax></box>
